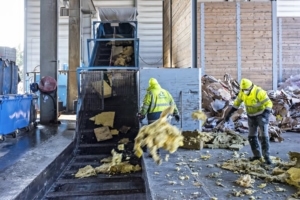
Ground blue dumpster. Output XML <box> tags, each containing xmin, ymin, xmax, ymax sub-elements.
<box><xmin>0</xmin><ymin>94</ymin><xmax>32</xmax><ymax>140</ymax></box>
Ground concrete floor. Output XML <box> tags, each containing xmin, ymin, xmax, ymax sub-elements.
<box><xmin>143</xmin><ymin>131</ymin><xmax>300</xmax><ymax>200</ymax></box>
<box><xmin>0</xmin><ymin>121</ymin><xmax>299</xmax><ymax>200</ymax></box>
<box><xmin>0</xmin><ymin>117</ymin><xmax>75</xmax><ymax>200</ymax></box>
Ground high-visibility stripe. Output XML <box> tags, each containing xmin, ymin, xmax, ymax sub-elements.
<box><xmin>149</xmin><ymin>103</ymin><xmax>171</xmax><ymax>110</ymax></box>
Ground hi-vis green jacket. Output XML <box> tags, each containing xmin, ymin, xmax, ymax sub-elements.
<box><xmin>140</xmin><ymin>82</ymin><xmax>179</xmax><ymax>115</ymax></box>
<box><xmin>233</xmin><ymin>85</ymin><xmax>273</xmax><ymax>116</ymax></box>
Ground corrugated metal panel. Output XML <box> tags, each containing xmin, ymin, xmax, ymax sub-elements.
<box><xmin>25</xmin><ymin>0</ymin><xmax>69</xmax><ymax>73</ymax></box>
<box><xmin>25</xmin><ymin>0</ymin><xmax>40</xmax><ymax>72</ymax></box>
<box><xmin>93</xmin><ymin>0</ymin><xmax>134</xmax><ymax>8</ymax></box>
<box><xmin>83</xmin><ymin>0</ymin><xmax>135</xmax><ymax>65</ymax></box>
<box><xmin>137</xmin><ymin>0</ymin><xmax>163</xmax><ymax>68</ymax></box>
<box><xmin>277</xmin><ymin>0</ymin><xmax>300</xmax><ymax>17</ymax></box>
<box><xmin>25</xmin><ymin>0</ymin><xmax>162</xmax><ymax>73</ymax></box>
<box><xmin>59</xmin><ymin>15</ymin><xmax>69</xmax><ymax>69</ymax></box>
<box><xmin>82</xmin><ymin>14</ymin><xmax>92</xmax><ymax>66</ymax></box>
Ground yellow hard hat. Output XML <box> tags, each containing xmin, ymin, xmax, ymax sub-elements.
<box><xmin>149</xmin><ymin>78</ymin><xmax>159</xmax><ymax>87</ymax></box>
<box><xmin>240</xmin><ymin>78</ymin><xmax>252</xmax><ymax>90</ymax></box>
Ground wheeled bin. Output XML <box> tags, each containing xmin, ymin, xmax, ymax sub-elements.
<box><xmin>0</xmin><ymin>94</ymin><xmax>33</xmax><ymax>141</ymax></box>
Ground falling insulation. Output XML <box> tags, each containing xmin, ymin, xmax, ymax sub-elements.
<box><xmin>134</xmin><ymin>106</ymin><xmax>184</xmax><ymax>165</ymax></box>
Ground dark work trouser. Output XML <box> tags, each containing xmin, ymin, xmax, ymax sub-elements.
<box><xmin>247</xmin><ymin>114</ymin><xmax>270</xmax><ymax>159</ymax></box>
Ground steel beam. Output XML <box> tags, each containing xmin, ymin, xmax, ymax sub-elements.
<box><xmin>191</xmin><ymin>0</ymin><xmax>197</xmax><ymax>68</ymax></box>
<box><xmin>200</xmin><ymin>3</ymin><xmax>205</xmax><ymax>75</ymax></box>
<box><xmin>236</xmin><ymin>2</ymin><xmax>241</xmax><ymax>82</ymax></box>
<box><xmin>278</xmin><ymin>18</ymin><xmax>283</xmax><ymax>83</ymax></box>
<box><xmin>68</xmin><ymin>0</ymin><xmax>81</xmax><ymax>111</ymax></box>
<box><xmin>272</xmin><ymin>0</ymin><xmax>278</xmax><ymax>90</ymax></box>
<box><xmin>40</xmin><ymin>0</ymin><xmax>58</xmax><ymax>124</ymax></box>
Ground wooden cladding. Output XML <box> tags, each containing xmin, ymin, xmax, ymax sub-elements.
<box><xmin>198</xmin><ymin>2</ymin><xmax>273</xmax><ymax>90</ymax></box>
<box><xmin>163</xmin><ymin>1</ymin><xmax>300</xmax><ymax>90</ymax></box>
<box><xmin>203</xmin><ymin>3</ymin><xmax>237</xmax><ymax>81</ymax></box>
<box><xmin>279</xmin><ymin>18</ymin><xmax>300</xmax><ymax>81</ymax></box>
<box><xmin>240</xmin><ymin>2</ymin><xmax>272</xmax><ymax>90</ymax></box>
<box><xmin>163</xmin><ymin>0</ymin><xmax>191</xmax><ymax>68</ymax></box>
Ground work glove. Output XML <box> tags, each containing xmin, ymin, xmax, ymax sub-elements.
<box><xmin>224</xmin><ymin>107</ymin><xmax>237</xmax><ymax>122</ymax></box>
<box><xmin>262</xmin><ymin>109</ymin><xmax>271</xmax><ymax>121</ymax></box>
<box><xmin>136</xmin><ymin>113</ymin><xmax>145</xmax><ymax>121</ymax></box>
<box><xmin>174</xmin><ymin>114</ymin><xmax>180</xmax><ymax>122</ymax></box>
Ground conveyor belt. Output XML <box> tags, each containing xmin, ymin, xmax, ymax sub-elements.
<box><xmin>43</xmin><ymin>110</ymin><xmax>145</xmax><ymax>199</ymax></box>
<box><xmin>43</xmin><ymin>69</ymin><xmax>146</xmax><ymax>199</ymax></box>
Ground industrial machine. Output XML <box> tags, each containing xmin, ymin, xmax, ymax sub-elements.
<box><xmin>40</xmin><ymin>8</ymin><xmax>148</xmax><ymax>199</ymax></box>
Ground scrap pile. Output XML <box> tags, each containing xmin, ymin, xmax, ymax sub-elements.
<box><xmin>75</xmin><ymin>149</ymin><xmax>142</xmax><ymax>178</ymax></box>
<box><xmin>181</xmin><ymin>130</ymin><xmax>248</xmax><ymax>151</ymax></box>
<box><xmin>201</xmin><ymin>73</ymin><xmax>300</xmax><ymax>141</ymax></box>
<box><xmin>182</xmin><ymin>111</ymin><xmax>248</xmax><ymax>151</ymax></box>
<box><xmin>269</xmin><ymin>75</ymin><xmax>300</xmax><ymax>132</ymax></box>
<box><xmin>220</xmin><ymin>151</ymin><xmax>300</xmax><ymax>198</ymax></box>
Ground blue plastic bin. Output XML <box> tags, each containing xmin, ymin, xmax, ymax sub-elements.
<box><xmin>0</xmin><ymin>94</ymin><xmax>32</xmax><ymax>136</ymax></box>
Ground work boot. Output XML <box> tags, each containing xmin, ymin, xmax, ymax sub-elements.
<box><xmin>248</xmin><ymin>136</ymin><xmax>262</xmax><ymax>161</ymax></box>
<box><xmin>261</xmin><ymin>136</ymin><xmax>272</xmax><ymax>165</ymax></box>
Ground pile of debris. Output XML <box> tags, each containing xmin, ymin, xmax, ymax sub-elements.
<box><xmin>75</xmin><ymin>149</ymin><xmax>142</xmax><ymax>178</ymax></box>
<box><xmin>220</xmin><ymin>151</ymin><xmax>300</xmax><ymax>199</ymax></box>
<box><xmin>181</xmin><ymin>130</ymin><xmax>248</xmax><ymax>151</ymax></box>
<box><xmin>201</xmin><ymin>73</ymin><xmax>300</xmax><ymax>140</ymax></box>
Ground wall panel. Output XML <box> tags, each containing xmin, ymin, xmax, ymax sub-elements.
<box><xmin>240</xmin><ymin>2</ymin><xmax>272</xmax><ymax>90</ymax></box>
<box><xmin>203</xmin><ymin>2</ymin><xmax>237</xmax><ymax>80</ymax></box>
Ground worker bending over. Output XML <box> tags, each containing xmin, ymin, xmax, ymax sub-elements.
<box><xmin>137</xmin><ymin>78</ymin><xmax>180</xmax><ymax>124</ymax></box>
<box><xmin>224</xmin><ymin>78</ymin><xmax>273</xmax><ymax>165</ymax></box>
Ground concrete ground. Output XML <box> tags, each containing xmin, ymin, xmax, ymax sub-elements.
<box><xmin>1</xmin><ymin>119</ymin><xmax>299</xmax><ymax>200</ymax></box>
<box><xmin>0</xmin><ymin>117</ymin><xmax>75</xmax><ymax>200</ymax></box>
<box><xmin>143</xmin><ymin>131</ymin><xmax>300</xmax><ymax>200</ymax></box>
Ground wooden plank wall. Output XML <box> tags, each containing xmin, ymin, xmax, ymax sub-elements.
<box><xmin>163</xmin><ymin>0</ymin><xmax>171</xmax><ymax>67</ymax></box>
<box><xmin>203</xmin><ymin>2</ymin><xmax>237</xmax><ymax>80</ymax></box>
<box><xmin>279</xmin><ymin>18</ymin><xmax>300</xmax><ymax>81</ymax></box>
<box><xmin>240</xmin><ymin>2</ymin><xmax>272</xmax><ymax>90</ymax></box>
<box><xmin>171</xmin><ymin>0</ymin><xmax>191</xmax><ymax>68</ymax></box>
<box><xmin>197</xmin><ymin>2</ymin><xmax>272</xmax><ymax>89</ymax></box>
<box><xmin>163</xmin><ymin>0</ymin><xmax>191</xmax><ymax>68</ymax></box>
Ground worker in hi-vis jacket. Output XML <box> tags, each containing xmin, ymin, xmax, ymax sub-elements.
<box><xmin>224</xmin><ymin>78</ymin><xmax>273</xmax><ymax>165</ymax></box>
<box><xmin>137</xmin><ymin>78</ymin><xmax>180</xmax><ymax>124</ymax></box>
